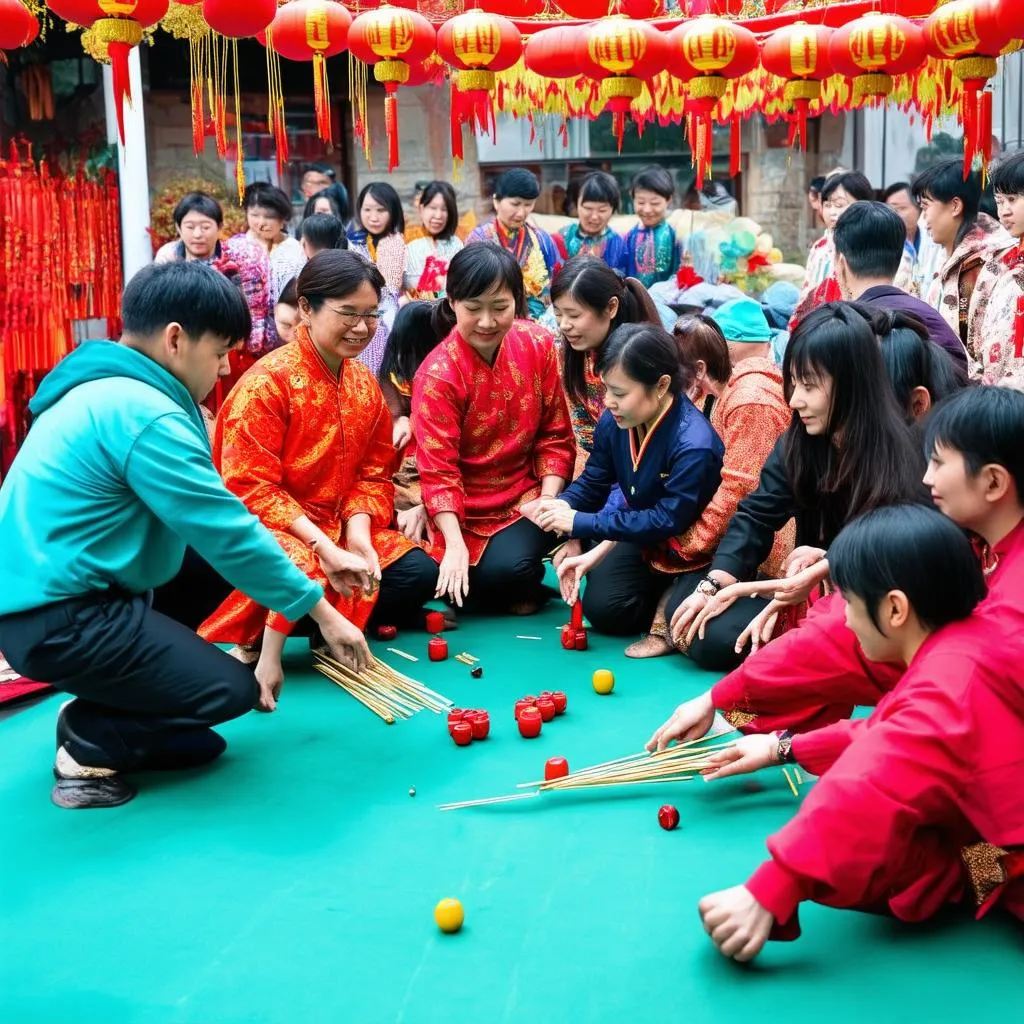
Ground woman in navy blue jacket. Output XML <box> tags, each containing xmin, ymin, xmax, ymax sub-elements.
<box><xmin>531</xmin><ymin>323</ymin><xmax>724</xmax><ymax>637</ymax></box>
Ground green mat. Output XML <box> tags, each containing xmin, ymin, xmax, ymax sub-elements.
<box><xmin>0</xmin><ymin>597</ymin><xmax>1017</xmax><ymax>1024</ymax></box>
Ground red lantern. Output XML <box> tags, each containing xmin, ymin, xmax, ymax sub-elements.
<box><xmin>261</xmin><ymin>0</ymin><xmax>352</xmax><ymax>145</ymax></box>
<box><xmin>667</xmin><ymin>17</ymin><xmax>758</xmax><ymax>188</ymax></box>
<box><xmin>618</xmin><ymin>0</ymin><xmax>665</xmax><ymax>16</ymax></box>
<box><xmin>524</xmin><ymin>26</ymin><xmax>586</xmax><ymax>80</ymax></box>
<box><xmin>925</xmin><ymin>0</ymin><xmax>1010</xmax><ymax>175</ymax></box>
<box><xmin>349</xmin><ymin>6</ymin><xmax>436</xmax><ymax>171</ymax></box>
<box><xmin>437</xmin><ymin>11</ymin><xmax>522</xmax><ymax>164</ymax></box>
<box><xmin>0</xmin><ymin>0</ymin><xmax>36</xmax><ymax>49</ymax></box>
<box><xmin>579</xmin><ymin>17</ymin><xmax>668</xmax><ymax>150</ymax></box>
<box><xmin>828</xmin><ymin>13</ymin><xmax>927</xmax><ymax>107</ymax></box>
<box><xmin>761</xmin><ymin>23</ymin><xmax>834</xmax><ymax>150</ymax></box>
<box><xmin>554</xmin><ymin>0</ymin><xmax>611</xmax><ymax>18</ymax></box>
<box><xmin>46</xmin><ymin>0</ymin><xmax>102</xmax><ymax>24</ymax></box>
<box><xmin>478</xmin><ymin>0</ymin><xmax>544</xmax><ymax>15</ymax></box>
<box><xmin>202</xmin><ymin>0</ymin><xmax>277</xmax><ymax>39</ymax></box>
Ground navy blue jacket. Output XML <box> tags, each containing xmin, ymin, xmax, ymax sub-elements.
<box><xmin>561</xmin><ymin>395</ymin><xmax>724</xmax><ymax>546</ymax></box>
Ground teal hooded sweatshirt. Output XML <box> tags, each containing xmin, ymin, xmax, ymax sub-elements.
<box><xmin>0</xmin><ymin>340</ymin><xmax>323</xmax><ymax>620</ymax></box>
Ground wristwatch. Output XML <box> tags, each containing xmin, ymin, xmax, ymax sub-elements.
<box><xmin>776</xmin><ymin>730</ymin><xmax>794</xmax><ymax>764</ymax></box>
<box><xmin>695</xmin><ymin>576</ymin><xmax>721</xmax><ymax>598</ymax></box>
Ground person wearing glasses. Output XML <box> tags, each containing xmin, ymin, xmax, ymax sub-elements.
<box><xmin>200</xmin><ymin>251</ymin><xmax>439</xmax><ymax>691</ymax></box>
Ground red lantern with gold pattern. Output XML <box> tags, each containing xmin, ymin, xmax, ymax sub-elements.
<box><xmin>828</xmin><ymin>13</ymin><xmax>927</xmax><ymax>107</ymax></box>
<box><xmin>202</xmin><ymin>0</ymin><xmax>276</xmax><ymax>39</ymax></box>
<box><xmin>580</xmin><ymin>17</ymin><xmax>668</xmax><ymax>151</ymax></box>
<box><xmin>261</xmin><ymin>0</ymin><xmax>352</xmax><ymax>145</ymax></box>
<box><xmin>554</xmin><ymin>0</ymin><xmax>611</xmax><ymax>18</ymax></box>
<box><xmin>925</xmin><ymin>0</ymin><xmax>1011</xmax><ymax>175</ymax></box>
<box><xmin>349</xmin><ymin>6</ymin><xmax>436</xmax><ymax>171</ymax></box>
<box><xmin>667</xmin><ymin>17</ymin><xmax>758</xmax><ymax>188</ymax></box>
<box><xmin>0</xmin><ymin>0</ymin><xmax>36</xmax><ymax>49</ymax></box>
<box><xmin>761</xmin><ymin>23</ymin><xmax>834</xmax><ymax>150</ymax></box>
<box><xmin>438</xmin><ymin>11</ymin><xmax>522</xmax><ymax>166</ymax></box>
<box><xmin>478</xmin><ymin>0</ymin><xmax>544</xmax><ymax>16</ymax></box>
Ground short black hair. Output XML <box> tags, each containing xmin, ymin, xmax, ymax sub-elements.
<box><xmin>808</xmin><ymin>176</ymin><xmax>827</xmax><ymax>194</ymax></box>
<box><xmin>447</xmin><ymin>243</ymin><xmax>526</xmax><ymax>312</ymax></box>
<box><xmin>303</xmin><ymin>163</ymin><xmax>335</xmax><ymax>180</ymax></box>
<box><xmin>418</xmin><ymin>180</ymin><xmax>459</xmax><ymax>241</ymax></box>
<box><xmin>242</xmin><ymin>182</ymin><xmax>293</xmax><ymax>222</ymax></box>
<box><xmin>356</xmin><ymin>181</ymin><xmax>405</xmax><ymax>237</ymax></box>
<box><xmin>630</xmin><ymin>165</ymin><xmax>674</xmax><ymax>199</ymax></box>
<box><xmin>296</xmin><ymin>249</ymin><xmax>385</xmax><ymax>313</ymax></box>
<box><xmin>882</xmin><ymin>181</ymin><xmax>914</xmax><ymax>204</ymax></box>
<box><xmin>173</xmin><ymin>192</ymin><xmax>223</xmax><ymax>228</ymax></box>
<box><xmin>820</xmin><ymin>171</ymin><xmax>874</xmax><ymax>203</ymax></box>
<box><xmin>494</xmin><ymin>168</ymin><xmax>540</xmax><ymax>200</ymax></box>
<box><xmin>911</xmin><ymin>159</ymin><xmax>981</xmax><ymax>245</ymax></box>
<box><xmin>990</xmin><ymin>150</ymin><xmax>1024</xmax><ymax>197</ymax></box>
<box><xmin>597</xmin><ymin>322</ymin><xmax>695</xmax><ymax>396</ymax></box>
<box><xmin>122</xmin><ymin>261</ymin><xmax>251</xmax><ymax>345</ymax></box>
<box><xmin>303</xmin><ymin>182</ymin><xmax>350</xmax><ymax>222</ymax></box>
<box><xmin>924</xmin><ymin>387</ymin><xmax>1024</xmax><ymax>503</ymax></box>
<box><xmin>830</xmin><ymin>504</ymin><xmax>986</xmax><ymax>633</ymax></box>
<box><xmin>833</xmin><ymin>201</ymin><xmax>906</xmax><ymax>280</ymax></box>
<box><xmin>577</xmin><ymin>171</ymin><xmax>621</xmax><ymax>210</ymax></box>
<box><xmin>299</xmin><ymin>213</ymin><xmax>346</xmax><ymax>253</ymax></box>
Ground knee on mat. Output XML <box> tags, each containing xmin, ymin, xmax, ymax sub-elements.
<box><xmin>475</xmin><ymin>556</ymin><xmax>543</xmax><ymax>595</ymax></box>
<box><xmin>406</xmin><ymin>549</ymin><xmax>441</xmax><ymax>601</ymax></box>
<box><xmin>209</xmin><ymin>661</ymin><xmax>261</xmax><ymax>720</ymax></box>
<box><xmin>582</xmin><ymin>589</ymin><xmax>641</xmax><ymax>637</ymax></box>
<box><xmin>686</xmin><ymin>624</ymin><xmax>746</xmax><ymax>673</ymax></box>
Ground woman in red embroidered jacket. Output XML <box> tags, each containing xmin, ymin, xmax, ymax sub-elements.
<box><xmin>412</xmin><ymin>244</ymin><xmax>575</xmax><ymax>613</ymax></box>
<box><xmin>692</xmin><ymin>505</ymin><xmax>1024</xmax><ymax>962</ymax></box>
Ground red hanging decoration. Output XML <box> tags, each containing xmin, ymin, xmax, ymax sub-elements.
<box><xmin>761</xmin><ymin>23</ymin><xmax>834</xmax><ymax>153</ymax></box>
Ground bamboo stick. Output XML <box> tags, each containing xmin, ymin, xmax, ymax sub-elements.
<box><xmin>782</xmin><ymin>767</ymin><xmax>799</xmax><ymax>797</ymax></box>
<box><xmin>438</xmin><ymin>793</ymin><xmax>541</xmax><ymax>811</ymax></box>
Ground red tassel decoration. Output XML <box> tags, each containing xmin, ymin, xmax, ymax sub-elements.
<box><xmin>450</xmin><ymin>83</ymin><xmax>464</xmax><ymax>165</ymax></box>
<box><xmin>312</xmin><ymin>53</ymin><xmax>332</xmax><ymax>146</ymax></box>
<box><xmin>729</xmin><ymin>115</ymin><xmax>741</xmax><ymax>178</ymax></box>
<box><xmin>108</xmin><ymin>41</ymin><xmax>132</xmax><ymax>145</ymax></box>
<box><xmin>1013</xmin><ymin>295</ymin><xmax>1024</xmax><ymax>360</ymax></box>
<box><xmin>979</xmin><ymin>88</ymin><xmax>993</xmax><ymax>177</ymax></box>
<box><xmin>191</xmin><ymin>78</ymin><xmax>204</xmax><ymax>156</ymax></box>
<box><xmin>384</xmin><ymin>87</ymin><xmax>399</xmax><ymax>173</ymax></box>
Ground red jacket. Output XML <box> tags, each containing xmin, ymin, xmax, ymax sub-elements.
<box><xmin>747</xmin><ymin>611</ymin><xmax>1024</xmax><ymax>937</ymax></box>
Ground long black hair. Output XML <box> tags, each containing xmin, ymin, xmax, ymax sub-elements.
<box><xmin>434</xmin><ymin>243</ymin><xmax>528</xmax><ymax>335</ymax></box>
<box><xmin>781</xmin><ymin>302</ymin><xmax>927</xmax><ymax>529</ymax></box>
<box><xmin>597</xmin><ymin>323</ymin><xmax>696</xmax><ymax>397</ymax></box>
<box><xmin>378</xmin><ymin>300</ymin><xmax>444</xmax><ymax>387</ymax></box>
<box><xmin>551</xmin><ymin>256</ymin><xmax>661</xmax><ymax>408</ymax></box>
<box><xmin>355</xmin><ymin>181</ymin><xmax>405</xmax><ymax>240</ymax></box>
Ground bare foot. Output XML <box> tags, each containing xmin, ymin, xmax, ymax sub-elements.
<box><xmin>625</xmin><ymin>634</ymin><xmax>675</xmax><ymax>659</ymax></box>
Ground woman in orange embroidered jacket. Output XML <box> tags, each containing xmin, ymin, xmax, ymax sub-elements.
<box><xmin>200</xmin><ymin>252</ymin><xmax>438</xmax><ymax>693</ymax></box>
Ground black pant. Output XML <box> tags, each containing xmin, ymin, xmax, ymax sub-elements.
<box><xmin>582</xmin><ymin>542</ymin><xmax>673</xmax><ymax>636</ymax></box>
<box><xmin>663</xmin><ymin>572</ymin><xmax>771</xmax><ymax>672</ymax></box>
<box><xmin>0</xmin><ymin>592</ymin><xmax>259</xmax><ymax>771</ymax></box>
<box><xmin>468</xmin><ymin>518</ymin><xmax>555</xmax><ymax>611</ymax></box>
<box><xmin>152</xmin><ymin>547</ymin><xmax>439</xmax><ymax>633</ymax></box>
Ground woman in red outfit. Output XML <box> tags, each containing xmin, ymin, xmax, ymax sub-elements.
<box><xmin>412</xmin><ymin>244</ymin><xmax>575</xmax><ymax>613</ymax></box>
<box><xmin>694</xmin><ymin>505</ymin><xmax>1024</xmax><ymax>962</ymax></box>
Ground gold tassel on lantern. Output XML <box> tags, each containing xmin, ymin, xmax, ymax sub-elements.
<box><xmin>160</xmin><ymin>3</ymin><xmax>212</xmax><ymax>158</ymax></box>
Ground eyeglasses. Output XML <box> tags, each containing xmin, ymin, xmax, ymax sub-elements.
<box><xmin>324</xmin><ymin>304</ymin><xmax>383</xmax><ymax>326</ymax></box>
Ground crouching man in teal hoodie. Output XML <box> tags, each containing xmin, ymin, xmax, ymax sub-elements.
<box><xmin>0</xmin><ymin>262</ymin><xmax>374</xmax><ymax>809</ymax></box>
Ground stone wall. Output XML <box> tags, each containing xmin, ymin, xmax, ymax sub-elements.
<box><xmin>741</xmin><ymin>114</ymin><xmax>847</xmax><ymax>263</ymax></box>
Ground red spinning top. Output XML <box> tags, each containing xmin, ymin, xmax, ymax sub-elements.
<box><xmin>428</xmin><ymin>637</ymin><xmax>448</xmax><ymax>662</ymax></box>
<box><xmin>560</xmin><ymin>623</ymin><xmax>576</xmax><ymax>650</ymax></box>
<box><xmin>447</xmin><ymin>709</ymin><xmax>466</xmax><ymax>735</ymax></box>
<box><xmin>544</xmin><ymin>756</ymin><xmax>570</xmax><ymax>780</ymax></box>
<box><xmin>658</xmin><ymin>805</ymin><xmax>680</xmax><ymax>831</ymax></box>
<box><xmin>375</xmin><ymin>624</ymin><xmax>398</xmax><ymax>641</ymax></box>
<box><xmin>551</xmin><ymin>691</ymin><xmax>568</xmax><ymax>714</ymax></box>
<box><xmin>451</xmin><ymin>721</ymin><xmax>473</xmax><ymax>746</ymax></box>
<box><xmin>469</xmin><ymin>711</ymin><xmax>490</xmax><ymax>740</ymax></box>
<box><xmin>518</xmin><ymin>707</ymin><xmax>543</xmax><ymax>738</ymax></box>
<box><xmin>536</xmin><ymin>697</ymin><xmax>556</xmax><ymax>722</ymax></box>
<box><xmin>570</xmin><ymin>598</ymin><xmax>584</xmax><ymax>630</ymax></box>
<box><xmin>425</xmin><ymin>611</ymin><xmax>446</xmax><ymax>634</ymax></box>
<box><xmin>574</xmin><ymin>628</ymin><xmax>588</xmax><ymax>651</ymax></box>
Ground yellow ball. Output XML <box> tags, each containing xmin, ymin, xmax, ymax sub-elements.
<box><xmin>434</xmin><ymin>897</ymin><xmax>464</xmax><ymax>934</ymax></box>
<box><xmin>592</xmin><ymin>669</ymin><xmax>615</xmax><ymax>695</ymax></box>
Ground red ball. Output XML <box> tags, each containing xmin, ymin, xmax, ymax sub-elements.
<box><xmin>470</xmin><ymin>711</ymin><xmax>490</xmax><ymax>741</ymax></box>
<box><xmin>551</xmin><ymin>691</ymin><xmax>568</xmax><ymax>715</ymax></box>
<box><xmin>544</xmin><ymin>756</ymin><xmax>570</xmax><ymax>780</ymax></box>
<box><xmin>517</xmin><ymin>707</ymin><xmax>543</xmax><ymax>739</ymax></box>
<box><xmin>536</xmin><ymin>697</ymin><xmax>556</xmax><ymax>723</ymax></box>
<box><xmin>657</xmin><ymin>805</ymin><xmax>680</xmax><ymax>831</ymax></box>
<box><xmin>428</xmin><ymin>637</ymin><xmax>448</xmax><ymax>662</ymax></box>
<box><xmin>451</xmin><ymin>721</ymin><xmax>473</xmax><ymax>746</ymax></box>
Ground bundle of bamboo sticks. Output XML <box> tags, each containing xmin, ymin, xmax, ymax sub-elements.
<box><xmin>313</xmin><ymin>651</ymin><xmax>454</xmax><ymax>724</ymax></box>
<box><xmin>437</xmin><ymin>734</ymin><xmax>731</xmax><ymax>811</ymax></box>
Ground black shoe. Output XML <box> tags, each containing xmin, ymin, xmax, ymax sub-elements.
<box><xmin>51</xmin><ymin>775</ymin><xmax>136</xmax><ymax>809</ymax></box>
<box><xmin>138</xmin><ymin>728</ymin><xmax>228</xmax><ymax>771</ymax></box>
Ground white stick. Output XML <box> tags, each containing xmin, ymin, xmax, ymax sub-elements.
<box><xmin>386</xmin><ymin>647</ymin><xmax>419</xmax><ymax>662</ymax></box>
<box><xmin>515</xmin><ymin>635</ymin><xmax>543</xmax><ymax>640</ymax></box>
